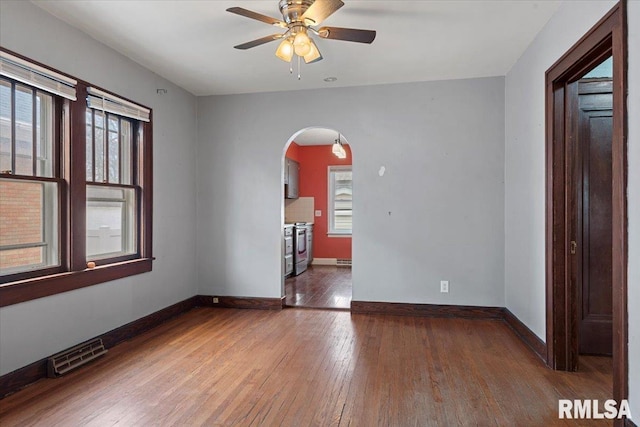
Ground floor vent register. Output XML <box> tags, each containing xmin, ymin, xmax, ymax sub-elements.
<box><xmin>47</xmin><ymin>338</ymin><xmax>108</xmax><ymax>378</ymax></box>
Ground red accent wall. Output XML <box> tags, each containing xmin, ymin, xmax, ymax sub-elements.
<box><xmin>285</xmin><ymin>142</ymin><xmax>301</xmax><ymax>162</ymax></box>
<box><xmin>296</xmin><ymin>143</ymin><xmax>352</xmax><ymax>260</ymax></box>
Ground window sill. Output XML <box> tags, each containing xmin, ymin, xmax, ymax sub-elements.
<box><xmin>0</xmin><ymin>258</ymin><xmax>153</xmax><ymax>307</ymax></box>
<box><xmin>327</xmin><ymin>233</ymin><xmax>352</xmax><ymax>238</ymax></box>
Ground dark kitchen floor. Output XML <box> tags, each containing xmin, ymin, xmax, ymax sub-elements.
<box><xmin>284</xmin><ymin>265</ymin><xmax>352</xmax><ymax>309</ymax></box>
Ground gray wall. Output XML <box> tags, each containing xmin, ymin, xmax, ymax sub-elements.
<box><xmin>628</xmin><ymin>0</ymin><xmax>639</xmax><ymax>420</ymax></box>
<box><xmin>504</xmin><ymin>0</ymin><xmax>617</xmax><ymax>339</ymax></box>
<box><xmin>505</xmin><ymin>0</ymin><xmax>638</xmax><ymax>420</ymax></box>
<box><xmin>196</xmin><ymin>77</ymin><xmax>505</xmax><ymax>307</ymax></box>
<box><xmin>0</xmin><ymin>1</ymin><xmax>199</xmax><ymax>375</ymax></box>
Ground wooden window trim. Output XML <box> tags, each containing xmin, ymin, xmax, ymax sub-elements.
<box><xmin>0</xmin><ymin>258</ymin><xmax>153</xmax><ymax>307</ymax></box>
<box><xmin>0</xmin><ymin>47</ymin><xmax>153</xmax><ymax>307</ymax></box>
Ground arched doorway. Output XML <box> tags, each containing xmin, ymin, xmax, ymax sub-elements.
<box><xmin>281</xmin><ymin>127</ymin><xmax>352</xmax><ymax>309</ymax></box>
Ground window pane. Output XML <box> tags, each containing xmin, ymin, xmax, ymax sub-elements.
<box><xmin>86</xmin><ymin>185</ymin><xmax>136</xmax><ymax>259</ymax></box>
<box><xmin>14</xmin><ymin>85</ymin><xmax>33</xmax><ymax>176</ymax></box>
<box><xmin>94</xmin><ymin>111</ymin><xmax>105</xmax><ymax>182</ymax></box>
<box><xmin>121</xmin><ymin>120</ymin><xmax>132</xmax><ymax>185</ymax></box>
<box><xmin>108</xmin><ymin>115</ymin><xmax>119</xmax><ymax>183</ymax></box>
<box><xmin>0</xmin><ymin>80</ymin><xmax>11</xmax><ymax>173</ymax></box>
<box><xmin>0</xmin><ymin>179</ymin><xmax>59</xmax><ymax>275</ymax></box>
<box><xmin>35</xmin><ymin>92</ymin><xmax>54</xmax><ymax>177</ymax></box>
<box><xmin>329</xmin><ymin>168</ymin><xmax>352</xmax><ymax>233</ymax></box>
<box><xmin>86</xmin><ymin>109</ymin><xmax>93</xmax><ymax>181</ymax></box>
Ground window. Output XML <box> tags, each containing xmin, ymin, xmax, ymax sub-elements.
<box><xmin>85</xmin><ymin>109</ymin><xmax>137</xmax><ymax>261</ymax></box>
<box><xmin>328</xmin><ymin>166</ymin><xmax>352</xmax><ymax>235</ymax></box>
<box><xmin>0</xmin><ymin>49</ymin><xmax>153</xmax><ymax>307</ymax></box>
<box><xmin>0</xmin><ymin>77</ymin><xmax>62</xmax><ymax>277</ymax></box>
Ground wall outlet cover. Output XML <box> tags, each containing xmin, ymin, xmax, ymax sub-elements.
<box><xmin>315</xmin><ymin>210</ymin><xmax>322</xmax><ymax>217</ymax></box>
<box><xmin>440</xmin><ymin>281</ymin><xmax>449</xmax><ymax>293</ymax></box>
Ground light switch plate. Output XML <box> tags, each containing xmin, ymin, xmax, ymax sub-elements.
<box><xmin>315</xmin><ymin>210</ymin><xmax>322</xmax><ymax>217</ymax></box>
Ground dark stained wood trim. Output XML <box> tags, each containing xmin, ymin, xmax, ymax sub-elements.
<box><xmin>503</xmin><ymin>309</ymin><xmax>547</xmax><ymax>364</ymax></box>
<box><xmin>545</xmin><ymin>6</ymin><xmax>618</xmax><ymax>83</ymax></box>
<box><xmin>141</xmin><ymin>116</ymin><xmax>153</xmax><ymax>260</ymax></box>
<box><xmin>0</xmin><ymin>258</ymin><xmax>152</xmax><ymax>307</ymax></box>
<box><xmin>612</xmin><ymin>0</ymin><xmax>628</xmax><ymax>411</ymax></box>
<box><xmin>545</xmin><ymin>3</ymin><xmax>627</xmax><ymax>425</ymax></box>
<box><xmin>0</xmin><ymin>359</ymin><xmax>46</xmax><ymax>401</ymax></box>
<box><xmin>0</xmin><ymin>47</ymin><xmax>154</xmax><ymax>307</ymax></box>
<box><xmin>350</xmin><ymin>301</ymin><xmax>504</xmax><ymax>319</ymax></box>
<box><xmin>351</xmin><ymin>302</ymin><xmax>550</xmax><ymax>364</ymax></box>
<box><xmin>196</xmin><ymin>295</ymin><xmax>284</xmax><ymax>310</ymax></box>
<box><xmin>0</xmin><ymin>296</ymin><xmax>197</xmax><ymax>398</ymax></box>
<box><xmin>99</xmin><ymin>296</ymin><xmax>195</xmax><ymax>348</ymax></box>
<box><xmin>68</xmin><ymin>83</ymin><xmax>87</xmax><ymax>272</ymax></box>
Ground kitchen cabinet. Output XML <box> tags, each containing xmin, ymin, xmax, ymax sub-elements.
<box><xmin>284</xmin><ymin>225</ymin><xmax>294</xmax><ymax>277</ymax></box>
<box><xmin>285</xmin><ymin>157</ymin><xmax>299</xmax><ymax>199</ymax></box>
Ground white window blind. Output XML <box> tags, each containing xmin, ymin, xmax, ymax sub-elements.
<box><xmin>328</xmin><ymin>166</ymin><xmax>352</xmax><ymax>235</ymax></box>
<box><xmin>0</xmin><ymin>51</ymin><xmax>77</xmax><ymax>100</ymax></box>
<box><xmin>87</xmin><ymin>87</ymin><xmax>150</xmax><ymax>122</ymax></box>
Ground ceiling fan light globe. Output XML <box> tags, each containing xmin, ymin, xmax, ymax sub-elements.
<box><xmin>303</xmin><ymin>38</ymin><xmax>322</xmax><ymax>63</ymax></box>
<box><xmin>275</xmin><ymin>38</ymin><xmax>294</xmax><ymax>62</ymax></box>
<box><xmin>293</xmin><ymin>32</ymin><xmax>311</xmax><ymax>56</ymax></box>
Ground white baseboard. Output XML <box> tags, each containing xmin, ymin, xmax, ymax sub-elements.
<box><xmin>312</xmin><ymin>258</ymin><xmax>337</xmax><ymax>266</ymax></box>
<box><xmin>312</xmin><ymin>258</ymin><xmax>352</xmax><ymax>266</ymax></box>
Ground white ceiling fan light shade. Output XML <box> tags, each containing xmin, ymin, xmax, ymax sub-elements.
<box><xmin>303</xmin><ymin>38</ymin><xmax>322</xmax><ymax>64</ymax></box>
<box><xmin>275</xmin><ymin>38</ymin><xmax>294</xmax><ymax>62</ymax></box>
<box><xmin>293</xmin><ymin>31</ymin><xmax>311</xmax><ymax>56</ymax></box>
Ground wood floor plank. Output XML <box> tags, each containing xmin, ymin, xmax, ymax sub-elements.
<box><xmin>285</xmin><ymin>266</ymin><xmax>352</xmax><ymax>309</ymax></box>
<box><xmin>0</xmin><ymin>308</ymin><xmax>613</xmax><ymax>426</ymax></box>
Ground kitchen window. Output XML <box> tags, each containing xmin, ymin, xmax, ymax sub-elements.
<box><xmin>328</xmin><ymin>166</ymin><xmax>352</xmax><ymax>235</ymax></box>
<box><xmin>0</xmin><ymin>48</ymin><xmax>153</xmax><ymax>307</ymax></box>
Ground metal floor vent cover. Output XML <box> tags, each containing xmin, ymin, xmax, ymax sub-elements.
<box><xmin>47</xmin><ymin>338</ymin><xmax>107</xmax><ymax>378</ymax></box>
<box><xmin>336</xmin><ymin>259</ymin><xmax>352</xmax><ymax>267</ymax></box>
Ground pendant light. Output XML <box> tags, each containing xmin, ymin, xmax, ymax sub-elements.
<box><xmin>333</xmin><ymin>133</ymin><xmax>347</xmax><ymax>159</ymax></box>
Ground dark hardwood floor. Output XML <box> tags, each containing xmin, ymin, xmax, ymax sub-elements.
<box><xmin>285</xmin><ymin>265</ymin><xmax>351</xmax><ymax>309</ymax></box>
<box><xmin>0</xmin><ymin>308</ymin><xmax>612</xmax><ymax>426</ymax></box>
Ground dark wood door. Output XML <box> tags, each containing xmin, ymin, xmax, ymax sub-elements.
<box><xmin>576</xmin><ymin>79</ymin><xmax>613</xmax><ymax>356</ymax></box>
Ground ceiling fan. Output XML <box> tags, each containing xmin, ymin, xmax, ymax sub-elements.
<box><xmin>227</xmin><ymin>0</ymin><xmax>376</xmax><ymax>69</ymax></box>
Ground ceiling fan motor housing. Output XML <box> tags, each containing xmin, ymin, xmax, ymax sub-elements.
<box><xmin>279</xmin><ymin>0</ymin><xmax>315</xmax><ymax>25</ymax></box>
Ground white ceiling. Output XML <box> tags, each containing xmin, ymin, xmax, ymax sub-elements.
<box><xmin>33</xmin><ymin>0</ymin><xmax>561</xmax><ymax>96</ymax></box>
<box><xmin>293</xmin><ymin>127</ymin><xmax>347</xmax><ymax>146</ymax></box>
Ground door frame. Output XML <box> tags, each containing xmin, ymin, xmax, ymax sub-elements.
<box><xmin>545</xmin><ymin>0</ymin><xmax>627</xmax><ymax>411</ymax></box>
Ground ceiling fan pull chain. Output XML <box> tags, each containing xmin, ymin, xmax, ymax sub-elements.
<box><xmin>297</xmin><ymin>55</ymin><xmax>301</xmax><ymax>80</ymax></box>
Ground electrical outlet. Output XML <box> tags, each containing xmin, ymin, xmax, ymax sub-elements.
<box><xmin>213</xmin><ymin>297</ymin><xmax>219</xmax><ymax>304</ymax></box>
<box><xmin>315</xmin><ymin>210</ymin><xmax>322</xmax><ymax>217</ymax></box>
<box><xmin>440</xmin><ymin>281</ymin><xmax>449</xmax><ymax>293</ymax></box>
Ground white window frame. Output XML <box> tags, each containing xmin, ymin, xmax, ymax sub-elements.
<box><xmin>328</xmin><ymin>165</ymin><xmax>352</xmax><ymax>236</ymax></box>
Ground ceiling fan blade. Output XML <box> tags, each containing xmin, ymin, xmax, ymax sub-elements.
<box><xmin>226</xmin><ymin>7</ymin><xmax>286</xmax><ymax>28</ymax></box>
<box><xmin>317</xmin><ymin>27</ymin><xmax>376</xmax><ymax>44</ymax></box>
<box><xmin>301</xmin><ymin>0</ymin><xmax>344</xmax><ymax>26</ymax></box>
<box><xmin>233</xmin><ymin>34</ymin><xmax>284</xmax><ymax>50</ymax></box>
